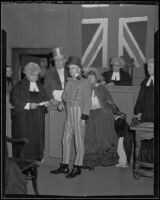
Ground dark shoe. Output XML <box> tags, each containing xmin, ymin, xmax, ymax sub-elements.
<box><xmin>50</xmin><ymin>163</ymin><xmax>69</xmax><ymax>174</ymax></box>
<box><xmin>82</xmin><ymin>166</ymin><xmax>94</xmax><ymax>171</ymax></box>
<box><xmin>66</xmin><ymin>165</ymin><xmax>81</xmax><ymax>178</ymax></box>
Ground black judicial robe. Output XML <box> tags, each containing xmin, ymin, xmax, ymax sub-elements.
<box><xmin>10</xmin><ymin>78</ymin><xmax>49</xmax><ymax>161</ymax></box>
<box><xmin>134</xmin><ymin>77</ymin><xmax>154</xmax><ymax>122</ymax></box>
<box><xmin>134</xmin><ymin>77</ymin><xmax>154</xmax><ymax>163</ymax></box>
<box><xmin>101</xmin><ymin>70</ymin><xmax>132</xmax><ymax>86</ymax></box>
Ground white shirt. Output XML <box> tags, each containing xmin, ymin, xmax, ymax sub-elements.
<box><xmin>91</xmin><ymin>90</ymin><xmax>101</xmax><ymax>110</ymax></box>
<box><xmin>146</xmin><ymin>76</ymin><xmax>154</xmax><ymax>86</ymax></box>
<box><xmin>111</xmin><ymin>72</ymin><xmax>120</xmax><ymax>81</ymax></box>
<box><xmin>57</xmin><ymin>68</ymin><xmax>65</xmax><ymax>89</ymax></box>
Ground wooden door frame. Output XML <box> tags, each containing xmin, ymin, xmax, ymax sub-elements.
<box><xmin>12</xmin><ymin>48</ymin><xmax>52</xmax><ymax>85</ymax></box>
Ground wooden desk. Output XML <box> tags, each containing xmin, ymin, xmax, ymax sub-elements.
<box><xmin>130</xmin><ymin>123</ymin><xmax>154</xmax><ymax>180</ymax></box>
<box><xmin>106</xmin><ymin>86</ymin><xmax>140</xmax><ymax>124</ymax></box>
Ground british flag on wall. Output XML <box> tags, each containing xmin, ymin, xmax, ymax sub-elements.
<box><xmin>82</xmin><ymin>18</ymin><xmax>108</xmax><ymax>68</ymax></box>
<box><xmin>118</xmin><ymin>17</ymin><xmax>148</xmax><ymax>68</ymax></box>
<box><xmin>82</xmin><ymin>16</ymin><xmax>148</xmax><ymax>69</ymax></box>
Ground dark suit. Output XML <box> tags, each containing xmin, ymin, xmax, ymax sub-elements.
<box><xmin>101</xmin><ymin>70</ymin><xmax>132</xmax><ymax>86</ymax></box>
<box><xmin>44</xmin><ymin>66</ymin><xmax>69</xmax><ymax>99</ymax></box>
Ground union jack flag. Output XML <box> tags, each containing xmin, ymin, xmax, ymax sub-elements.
<box><xmin>82</xmin><ymin>16</ymin><xmax>148</xmax><ymax>69</ymax></box>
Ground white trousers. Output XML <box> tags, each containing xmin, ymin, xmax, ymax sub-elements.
<box><xmin>62</xmin><ymin>106</ymin><xmax>85</xmax><ymax>166</ymax></box>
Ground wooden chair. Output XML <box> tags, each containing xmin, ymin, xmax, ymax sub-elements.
<box><xmin>6</xmin><ymin>136</ymin><xmax>39</xmax><ymax>195</ymax></box>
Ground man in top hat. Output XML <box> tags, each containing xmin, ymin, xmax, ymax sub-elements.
<box><xmin>10</xmin><ymin>62</ymin><xmax>50</xmax><ymax>161</ymax></box>
<box><xmin>44</xmin><ymin>47</ymin><xmax>69</xmax><ymax>106</ymax></box>
<box><xmin>101</xmin><ymin>57</ymin><xmax>132</xmax><ymax>86</ymax></box>
<box><xmin>50</xmin><ymin>56</ymin><xmax>92</xmax><ymax>178</ymax></box>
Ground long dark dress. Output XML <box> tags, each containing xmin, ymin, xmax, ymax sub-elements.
<box><xmin>10</xmin><ymin>78</ymin><xmax>49</xmax><ymax>161</ymax></box>
<box><xmin>134</xmin><ymin>77</ymin><xmax>154</xmax><ymax>163</ymax></box>
<box><xmin>83</xmin><ymin>84</ymin><xmax>119</xmax><ymax>168</ymax></box>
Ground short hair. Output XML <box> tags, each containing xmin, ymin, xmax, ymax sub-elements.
<box><xmin>86</xmin><ymin>70</ymin><xmax>98</xmax><ymax>80</ymax></box>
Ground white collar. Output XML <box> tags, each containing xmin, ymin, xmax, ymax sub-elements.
<box><xmin>146</xmin><ymin>76</ymin><xmax>154</xmax><ymax>86</ymax></box>
<box><xmin>29</xmin><ymin>82</ymin><xmax>39</xmax><ymax>92</ymax></box>
<box><xmin>111</xmin><ymin>71</ymin><xmax>120</xmax><ymax>81</ymax></box>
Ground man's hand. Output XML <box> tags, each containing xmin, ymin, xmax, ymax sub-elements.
<box><xmin>133</xmin><ymin>113</ymin><xmax>142</xmax><ymax>120</ymax></box>
<box><xmin>44</xmin><ymin>101</ymin><xmax>50</xmax><ymax>107</ymax></box>
<box><xmin>50</xmin><ymin>98</ymin><xmax>59</xmax><ymax>106</ymax></box>
<box><xmin>57</xmin><ymin>102</ymin><xmax>65</xmax><ymax>111</ymax></box>
<box><xmin>80</xmin><ymin>119</ymin><xmax>86</xmax><ymax>127</ymax></box>
<box><xmin>30</xmin><ymin>103</ymin><xmax>39</xmax><ymax>109</ymax></box>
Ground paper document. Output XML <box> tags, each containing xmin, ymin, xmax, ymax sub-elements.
<box><xmin>38</xmin><ymin>101</ymin><xmax>49</xmax><ymax>106</ymax></box>
<box><xmin>53</xmin><ymin>90</ymin><xmax>63</xmax><ymax>102</ymax></box>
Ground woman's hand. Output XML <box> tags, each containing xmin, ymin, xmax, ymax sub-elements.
<box><xmin>30</xmin><ymin>103</ymin><xmax>39</xmax><ymax>109</ymax></box>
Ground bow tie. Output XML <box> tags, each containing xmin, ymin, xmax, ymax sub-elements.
<box><xmin>111</xmin><ymin>72</ymin><xmax>120</xmax><ymax>81</ymax></box>
<box><xmin>29</xmin><ymin>82</ymin><xmax>39</xmax><ymax>92</ymax></box>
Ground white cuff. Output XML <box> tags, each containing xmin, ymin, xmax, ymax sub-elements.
<box><xmin>24</xmin><ymin>103</ymin><xmax>30</xmax><ymax>110</ymax></box>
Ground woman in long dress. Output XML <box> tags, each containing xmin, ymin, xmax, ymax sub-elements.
<box><xmin>10</xmin><ymin>62</ymin><xmax>50</xmax><ymax>161</ymax></box>
<box><xmin>83</xmin><ymin>71</ymin><xmax>119</xmax><ymax>170</ymax></box>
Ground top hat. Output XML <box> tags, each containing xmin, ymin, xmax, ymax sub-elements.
<box><xmin>67</xmin><ymin>56</ymin><xmax>82</xmax><ymax>68</ymax></box>
<box><xmin>51</xmin><ymin>47</ymin><xmax>65</xmax><ymax>60</ymax></box>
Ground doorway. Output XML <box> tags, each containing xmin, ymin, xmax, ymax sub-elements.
<box><xmin>12</xmin><ymin>48</ymin><xmax>53</xmax><ymax>85</ymax></box>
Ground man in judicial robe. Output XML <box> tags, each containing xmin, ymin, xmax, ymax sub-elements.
<box><xmin>44</xmin><ymin>47</ymin><xmax>69</xmax><ymax>105</ymax></box>
<box><xmin>10</xmin><ymin>62</ymin><xmax>50</xmax><ymax>161</ymax></box>
<box><xmin>134</xmin><ymin>58</ymin><xmax>154</xmax><ymax>163</ymax></box>
<box><xmin>101</xmin><ymin>57</ymin><xmax>132</xmax><ymax>86</ymax></box>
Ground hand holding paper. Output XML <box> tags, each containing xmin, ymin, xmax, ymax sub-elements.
<box><xmin>38</xmin><ymin>101</ymin><xmax>50</xmax><ymax>107</ymax></box>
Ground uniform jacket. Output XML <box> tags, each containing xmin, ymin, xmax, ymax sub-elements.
<box><xmin>101</xmin><ymin>70</ymin><xmax>132</xmax><ymax>86</ymax></box>
<box><xmin>44</xmin><ymin>66</ymin><xmax>69</xmax><ymax>99</ymax></box>
<box><xmin>62</xmin><ymin>76</ymin><xmax>92</xmax><ymax>120</ymax></box>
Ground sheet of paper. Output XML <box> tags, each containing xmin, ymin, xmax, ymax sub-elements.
<box><xmin>53</xmin><ymin>90</ymin><xmax>63</xmax><ymax>102</ymax></box>
<box><xmin>38</xmin><ymin>101</ymin><xmax>49</xmax><ymax>106</ymax></box>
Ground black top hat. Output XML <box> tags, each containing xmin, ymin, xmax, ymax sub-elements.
<box><xmin>67</xmin><ymin>56</ymin><xmax>82</xmax><ymax>68</ymax></box>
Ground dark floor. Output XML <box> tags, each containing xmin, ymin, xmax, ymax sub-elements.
<box><xmin>27</xmin><ymin>161</ymin><xmax>154</xmax><ymax>197</ymax></box>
